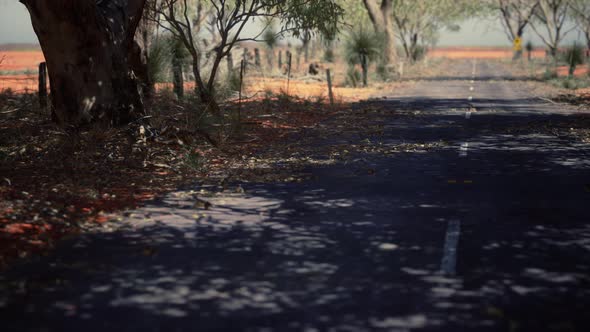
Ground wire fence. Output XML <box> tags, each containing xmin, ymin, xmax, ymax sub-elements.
<box><xmin>0</xmin><ymin>74</ymin><xmax>39</xmax><ymax>94</ymax></box>
<box><xmin>0</xmin><ymin>54</ymin><xmax>336</xmax><ymax>104</ymax></box>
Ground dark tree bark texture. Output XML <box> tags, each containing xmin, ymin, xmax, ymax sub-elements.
<box><xmin>21</xmin><ymin>0</ymin><xmax>147</xmax><ymax>127</ymax></box>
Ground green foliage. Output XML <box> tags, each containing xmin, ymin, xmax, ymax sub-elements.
<box><xmin>183</xmin><ymin>150</ymin><xmax>205</xmax><ymax>171</ymax></box>
<box><xmin>411</xmin><ymin>45</ymin><xmax>428</xmax><ymax>62</ymax></box>
<box><xmin>263</xmin><ymin>27</ymin><xmax>279</xmax><ymax>50</ymax></box>
<box><xmin>152</xmin><ymin>0</ymin><xmax>343</xmax><ymax>110</ymax></box>
<box><xmin>214</xmin><ymin>69</ymin><xmax>244</xmax><ymax>101</ymax></box>
<box><xmin>345</xmin><ymin>67</ymin><xmax>362</xmax><ymax>88</ymax></box>
<box><xmin>549</xmin><ymin>77</ymin><xmax>590</xmax><ymax>90</ymax></box>
<box><xmin>376</xmin><ymin>62</ymin><xmax>392</xmax><ymax>82</ymax></box>
<box><xmin>343</xmin><ymin>29</ymin><xmax>382</xmax><ymax>66</ymax></box>
<box><xmin>391</xmin><ymin>0</ymin><xmax>478</xmax><ymax>57</ymax></box>
<box><xmin>562</xmin><ymin>44</ymin><xmax>586</xmax><ymax>69</ymax></box>
<box><xmin>276</xmin><ymin>90</ymin><xmax>292</xmax><ymax>105</ymax></box>
<box><xmin>344</xmin><ymin>28</ymin><xmax>382</xmax><ymax>87</ymax></box>
<box><xmin>148</xmin><ymin>38</ymin><xmax>172</xmax><ymax>84</ymax></box>
<box><xmin>543</xmin><ymin>68</ymin><xmax>558</xmax><ymax>80</ymax></box>
<box><xmin>278</xmin><ymin>0</ymin><xmax>344</xmax><ymax>40</ymax></box>
<box><xmin>324</xmin><ymin>48</ymin><xmax>335</xmax><ymax>63</ymax></box>
<box><xmin>147</xmin><ymin>36</ymin><xmax>191</xmax><ymax>84</ymax></box>
<box><xmin>336</xmin><ymin>0</ymin><xmax>370</xmax><ymax>27</ymax></box>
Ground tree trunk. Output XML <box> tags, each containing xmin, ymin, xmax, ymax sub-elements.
<box><xmin>267</xmin><ymin>49</ymin><xmax>274</xmax><ymax>70</ymax></box>
<box><xmin>227</xmin><ymin>52</ymin><xmax>233</xmax><ymax>73</ymax></box>
<box><xmin>363</xmin><ymin>0</ymin><xmax>397</xmax><ymax>65</ymax></box>
<box><xmin>254</xmin><ymin>49</ymin><xmax>261</xmax><ymax>67</ymax></box>
<box><xmin>410</xmin><ymin>34</ymin><xmax>419</xmax><ymax>62</ymax></box>
<box><xmin>361</xmin><ymin>55</ymin><xmax>368</xmax><ymax>87</ymax></box>
<box><xmin>133</xmin><ymin>13</ymin><xmax>156</xmax><ymax>100</ymax></box>
<box><xmin>21</xmin><ymin>0</ymin><xmax>146</xmax><ymax>127</ymax></box>
<box><xmin>192</xmin><ymin>61</ymin><xmax>221</xmax><ymax>117</ymax></box>
<box><xmin>172</xmin><ymin>54</ymin><xmax>184</xmax><ymax>99</ymax></box>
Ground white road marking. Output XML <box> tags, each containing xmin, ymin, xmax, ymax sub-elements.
<box><xmin>441</xmin><ymin>220</ymin><xmax>461</xmax><ymax>275</ymax></box>
<box><xmin>470</xmin><ymin>86</ymin><xmax>475</xmax><ymax>91</ymax></box>
<box><xmin>460</xmin><ymin>142</ymin><xmax>469</xmax><ymax>157</ymax></box>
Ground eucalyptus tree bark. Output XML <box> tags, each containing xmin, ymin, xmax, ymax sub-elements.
<box><xmin>362</xmin><ymin>0</ymin><xmax>397</xmax><ymax>65</ymax></box>
<box><xmin>21</xmin><ymin>0</ymin><xmax>147</xmax><ymax>127</ymax></box>
<box><xmin>133</xmin><ymin>5</ymin><xmax>158</xmax><ymax>99</ymax></box>
<box><xmin>531</xmin><ymin>0</ymin><xmax>571</xmax><ymax>59</ymax></box>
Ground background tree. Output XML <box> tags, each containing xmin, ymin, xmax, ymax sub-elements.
<box><xmin>20</xmin><ymin>0</ymin><xmax>147</xmax><ymax>127</ymax></box>
<box><xmin>148</xmin><ymin>0</ymin><xmax>342</xmax><ymax>113</ymax></box>
<box><xmin>299</xmin><ymin>30</ymin><xmax>312</xmax><ymax>64</ymax></box>
<box><xmin>563</xmin><ymin>42</ymin><xmax>585</xmax><ymax>76</ymax></box>
<box><xmin>344</xmin><ymin>29</ymin><xmax>382</xmax><ymax>87</ymax></box>
<box><xmin>526</xmin><ymin>40</ymin><xmax>535</xmax><ymax>60</ymax></box>
<box><xmin>391</xmin><ymin>0</ymin><xmax>475</xmax><ymax>63</ymax></box>
<box><xmin>530</xmin><ymin>0</ymin><xmax>573</xmax><ymax>58</ymax></box>
<box><xmin>263</xmin><ymin>26</ymin><xmax>279</xmax><ymax>71</ymax></box>
<box><xmin>570</xmin><ymin>0</ymin><xmax>590</xmax><ymax>55</ymax></box>
<box><xmin>485</xmin><ymin>0</ymin><xmax>540</xmax><ymax>58</ymax></box>
<box><xmin>362</xmin><ymin>0</ymin><xmax>397</xmax><ymax>65</ymax></box>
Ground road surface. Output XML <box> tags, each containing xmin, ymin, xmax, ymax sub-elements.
<box><xmin>1</xmin><ymin>60</ymin><xmax>590</xmax><ymax>332</ymax></box>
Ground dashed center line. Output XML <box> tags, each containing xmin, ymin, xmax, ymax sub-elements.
<box><xmin>441</xmin><ymin>220</ymin><xmax>461</xmax><ymax>275</ymax></box>
<box><xmin>440</xmin><ymin>60</ymin><xmax>474</xmax><ymax>276</ymax></box>
<box><xmin>460</xmin><ymin>142</ymin><xmax>469</xmax><ymax>157</ymax></box>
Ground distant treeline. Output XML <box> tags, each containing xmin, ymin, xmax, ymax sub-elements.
<box><xmin>0</xmin><ymin>43</ymin><xmax>41</xmax><ymax>51</ymax></box>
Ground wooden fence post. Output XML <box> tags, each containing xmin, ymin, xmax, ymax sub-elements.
<box><xmin>172</xmin><ymin>55</ymin><xmax>184</xmax><ymax>99</ymax></box>
<box><xmin>227</xmin><ymin>52</ymin><xmax>233</xmax><ymax>73</ymax></box>
<box><xmin>254</xmin><ymin>48</ymin><xmax>261</xmax><ymax>68</ymax></box>
<box><xmin>239</xmin><ymin>59</ymin><xmax>245</xmax><ymax>123</ymax></box>
<box><xmin>38</xmin><ymin>62</ymin><xmax>47</xmax><ymax>109</ymax></box>
<box><xmin>326</xmin><ymin>69</ymin><xmax>334</xmax><ymax>107</ymax></box>
<box><xmin>361</xmin><ymin>54</ymin><xmax>368</xmax><ymax>87</ymax></box>
<box><xmin>286</xmin><ymin>52</ymin><xmax>292</xmax><ymax>95</ymax></box>
<box><xmin>242</xmin><ymin>48</ymin><xmax>248</xmax><ymax>72</ymax></box>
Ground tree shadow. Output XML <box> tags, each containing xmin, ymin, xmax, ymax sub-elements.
<box><xmin>1</xmin><ymin>96</ymin><xmax>590</xmax><ymax>331</ymax></box>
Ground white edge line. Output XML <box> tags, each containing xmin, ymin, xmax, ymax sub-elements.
<box><xmin>441</xmin><ymin>220</ymin><xmax>461</xmax><ymax>275</ymax></box>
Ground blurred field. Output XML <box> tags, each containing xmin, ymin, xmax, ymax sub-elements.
<box><xmin>429</xmin><ymin>47</ymin><xmax>547</xmax><ymax>59</ymax></box>
<box><xmin>0</xmin><ymin>48</ymin><xmax>588</xmax><ymax>96</ymax></box>
<box><xmin>0</xmin><ymin>50</ymin><xmax>44</xmax><ymax>72</ymax></box>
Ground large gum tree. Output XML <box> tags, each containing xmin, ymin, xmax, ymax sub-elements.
<box><xmin>362</xmin><ymin>0</ymin><xmax>397</xmax><ymax>65</ymax></box>
<box><xmin>20</xmin><ymin>0</ymin><xmax>147</xmax><ymax>127</ymax></box>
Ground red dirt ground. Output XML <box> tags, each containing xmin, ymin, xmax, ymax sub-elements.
<box><xmin>0</xmin><ymin>51</ymin><xmax>44</xmax><ymax>71</ymax></box>
<box><xmin>1</xmin><ymin>48</ymin><xmax>588</xmax><ymax>94</ymax></box>
<box><xmin>429</xmin><ymin>47</ymin><xmax>547</xmax><ymax>59</ymax></box>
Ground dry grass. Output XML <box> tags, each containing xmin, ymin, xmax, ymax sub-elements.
<box><xmin>0</xmin><ymin>88</ymin><xmax>342</xmax><ymax>268</ymax></box>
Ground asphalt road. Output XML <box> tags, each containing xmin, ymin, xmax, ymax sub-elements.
<box><xmin>1</xmin><ymin>60</ymin><xmax>590</xmax><ymax>332</ymax></box>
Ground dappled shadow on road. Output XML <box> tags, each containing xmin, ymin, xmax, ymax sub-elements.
<box><xmin>1</xmin><ymin>96</ymin><xmax>590</xmax><ymax>331</ymax></box>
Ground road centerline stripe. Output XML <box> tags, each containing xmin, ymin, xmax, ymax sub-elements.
<box><xmin>460</xmin><ymin>142</ymin><xmax>469</xmax><ymax>157</ymax></box>
<box><xmin>441</xmin><ymin>220</ymin><xmax>461</xmax><ymax>275</ymax></box>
